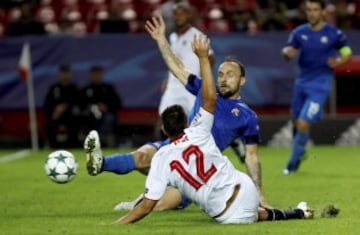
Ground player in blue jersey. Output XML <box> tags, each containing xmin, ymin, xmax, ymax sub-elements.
<box><xmin>84</xmin><ymin>14</ymin><xmax>268</xmax><ymax>209</ymax></box>
<box><xmin>281</xmin><ymin>0</ymin><xmax>352</xmax><ymax>174</ymax></box>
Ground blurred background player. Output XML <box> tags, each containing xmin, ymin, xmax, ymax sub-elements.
<box><xmin>43</xmin><ymin>64</ymin><xmax>80</xmax><ymax>148</ymax></box>
<box><xmin>157</xmin><ymin>1</ymin><xmax>215</xmax><ymax>117</ymax></box>
<box><xmin>281</xmin><ymin>0</ymin><xmax>352</xmax><ymax>174</ymax></box>
<box><xmin>81</xmin><ymin>65</ymin><xmax>122</xmax><ymax>147</ymax></box>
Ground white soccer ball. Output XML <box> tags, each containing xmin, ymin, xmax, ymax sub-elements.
<box><xmin>44</xmin><ymin>150</ymin><xmax>78</xmax><ymax>184</ymax></box>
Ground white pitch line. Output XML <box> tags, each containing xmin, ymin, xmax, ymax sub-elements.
<box><xmin>0</xmin><ymin>149</ymin><xmax>31</xmax><ymax>163</ymax></box>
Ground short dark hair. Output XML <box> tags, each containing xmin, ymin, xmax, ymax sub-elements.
<box><xmin>161</xmin><ymin>105</ymin><xmax>188</xmax><ymax>138</ymax></box>
<box><xmin>224</xmin><ymin>56</ymin><xmax>245</xmax><ymax>77</ymax></box>
<box><xmin>306</xmin><ymin>0</ymin><xmax>326</xmax><ymax>9</ymax></box>
<box><xmin>173</xmin><ymin>1</ymin><xmax>193</xmax><ymax>12</ymax></box>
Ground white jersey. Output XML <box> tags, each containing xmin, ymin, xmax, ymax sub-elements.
<box><xmin>145</xmin><ymin>108</ymin><xmax>251</xmax><ymax>217</ymax></box>
<box><xmin>158</xmin><ymin>27</ymin><xmax>214</xmax><ymax>115</ymax></box>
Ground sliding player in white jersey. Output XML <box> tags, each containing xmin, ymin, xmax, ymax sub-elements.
<box><xmin>114</xmin><ymin>26</ymin><xmax>313</xmax><ymax>225</ymax></box>
<box><xmin>85</xmin><ymin>8</ymin><xmax>264</xmax><ymax>210</ymax></box>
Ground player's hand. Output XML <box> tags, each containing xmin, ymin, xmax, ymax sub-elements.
<box><xmin>52</xmin><ymin>103</ymin><xmax>68</xmax><ymax>120</ymax></box>
<box><xmin>192</xmin><ymin>34</ymin><xmax>210</xmax><ymax>58</ymax></box>
<box><xmin>281</xmin><ymin>46</ymin><xmax>297</xmax><ymax>61</ymax></box>
<box><xmin>327</xmin><ymin>57</ymin><xmax>339</xmax><ymax>69</ymax></box>
<box><xmin>145</xmin><ymin>15</ymin><xmax>166</xmax><ymax>41</ymax></box>
<box><xmin>97</xmin><ymin>102</ymin><xmax>108</xmax><ymax>113</ymax></box>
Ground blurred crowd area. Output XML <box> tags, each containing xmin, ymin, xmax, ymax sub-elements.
<box><xmin>0</xmin><ymin>0</ymin><xmax>360</xmax><ymax>37</ymax></box>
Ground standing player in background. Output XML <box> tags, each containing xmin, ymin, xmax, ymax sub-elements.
<box><xmin>158</xmin><ymin>1</ymin><xmax>215</xmax><ymax>117</ymax></box>
<box><xmin>85</xmin><ymin>14</ymin><xmax>269</xmax><ymax>210</ymax></box>
<box><xmin>281</xmin><ymin>0</ymin><xmax>352</xmax><ymax>174</ymax></box>
<box><xmin>115</xmin><ymin>32</ymin><xmax>313</xmax><ymax>225</ymax></box>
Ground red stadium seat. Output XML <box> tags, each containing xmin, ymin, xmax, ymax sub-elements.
<box><xmin>36</xmin><ymin>6</ymin><xmax>56</xmax><ymax>23</ymax></box>
<box><xmin>0</xmin><ymin>23</ymin><xmax>5</xmax><ymax>36</ymax></box>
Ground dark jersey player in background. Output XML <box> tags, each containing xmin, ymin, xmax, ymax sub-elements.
<box><xmin>43</xmin><ymin>64</ymin><xmax>80</xmax><ymax>148</ymax></box>
<box><xmin>281</xmin><ymin>0</ymin><xmax>352</xmax><ymax>174</ymax></box>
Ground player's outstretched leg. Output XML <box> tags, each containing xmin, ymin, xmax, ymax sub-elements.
<box><xmin>258</xmin><ymin>201</ymin><xmax>314</xmax><ymax>221</ymax></box>
<box><xmin>84</xmin><ymin>130</ymin><xmax>104</xmax><ymax>176</ymax></box>
<box><xmin>102</xmin><ymin>141</ymin><xmax>165</xmax><ymax>175</ymax></box>
<box><xmin>84</xmin><ymin>132</ymin><xmax>166</xmax><ymax>176</ymax></box>
<box><xmin>84</xmin><ymin>129</ymin><xmax>137</xmax><ymax>176</ymax></box>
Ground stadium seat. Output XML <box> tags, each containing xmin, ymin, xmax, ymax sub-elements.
<box><xmin>44</xmin><ymin>22</ymin><xmax>60</xmax><ymax>34</ymax></box>
<box><xmin>205</xmin><ymin>6</ymin><xmax>231</xmax><ymax>33</ymax></box>
<box><xmin>0</xmin><ymin>23</ymin><xmax>5</xmax><ymax>36</ymax></box>
<box><xmin>71</xmin><ymin>21</ymin><xmax>87</xmax><ymax>35</ymax></box>
<box><xmin>7</xmin><ymin>7</ymin><xmax>21</xmax><ymax>22</ymax></box>
<box><xmin>60</xmin><ymin>0</ymin><xmax>83</xmax><ymax>22</ymax></box>
<box><xmin>36</xmin><ymin>6</ymin><xmax>56</xmax><ymax>23</ymax></box>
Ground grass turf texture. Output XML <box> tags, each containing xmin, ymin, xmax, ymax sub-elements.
<box><xmin>0</xmin><ymin>146</ymin><xmax>359</xmax><ymax>235</ymax></box>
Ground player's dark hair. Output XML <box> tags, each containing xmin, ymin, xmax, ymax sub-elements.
<box><xmin>224</xmin><ymin>56</ymin><xmax>246</xmax><ymax>77</ymax></box>
<box><xmin>173</xmin><ymin>1</ymin><xmax>193</xmax><ymax>12</ymax></box>
<box><xmin>306</xmin><ymin>0</ymin><xmax>326</xmax><ymax>9</ymax></box>
<box><xmin>161</xmin><ymin>105</ymin><xmax>188</xmax><ymax>138</ymax></box>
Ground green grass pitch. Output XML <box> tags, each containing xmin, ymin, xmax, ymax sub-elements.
<box><xmin>0</xmin><ymin>146</ymin><xmax>359</xmax><ymax>235</ymax></box>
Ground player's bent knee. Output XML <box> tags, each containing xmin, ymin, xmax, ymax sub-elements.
<box><xmin>133</xmin><ymin>151</ymin><xmax>152</xmax><ymax>171</ymax></box>
<box><xmin>296</xmin><ymin>119</ymin><xmax>310</xmax><ymax>132</ymax></box>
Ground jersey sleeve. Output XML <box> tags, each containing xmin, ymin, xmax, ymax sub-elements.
<box><xmin>144</xmin><ymin>153</ymin><xmax>170</xmax><ymax>201</ymax></box>
<box><xmin>287</xmin><ymin>29</ymin><xmax>301</xmax><ymax>49</ymax></box>
<box><xmin>185</xmin><ymin>74</ymin><xmax>202</xmax><ymax>95</ymax></box>
<box><xmin>242</xmin><ymin>112</ymin><xmax>261</xmax><ymax>145</ymax></box>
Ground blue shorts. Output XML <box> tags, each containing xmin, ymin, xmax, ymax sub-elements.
<box><xmin>177</xmin><ymin>194</ymin><xmax>192</xmax><ymax>209</ymax></box>
<box><xmin>291</xmin><ymin>85</ymin><xmax>330</xmax><ymax>123</ymax></box>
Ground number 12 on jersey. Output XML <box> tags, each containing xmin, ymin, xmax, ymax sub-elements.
<box><xmin>170</xmin><ymin>145</ymin><xmax>217</xmax><ymax>190</ymax></box>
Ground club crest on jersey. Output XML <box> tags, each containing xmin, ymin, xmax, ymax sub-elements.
<box><xmin>231</xmin><ymin>107</ymin><xmax>240</xmax><ymax>116</ymax></box>
<box><xmin>320</xmin><ymin>36</ymin><xmax>328</xmax><ymax>44</ymax></box>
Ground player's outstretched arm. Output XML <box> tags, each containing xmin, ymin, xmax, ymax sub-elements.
<box><xmin>192</xmin><ymin>35</ymin><xmax>216</xmax><ymax>114</ymax></box>
<box><xmin>145</xmin><ymin>15</ymin><xmax>190</xmax><ymax>85</ymax></box>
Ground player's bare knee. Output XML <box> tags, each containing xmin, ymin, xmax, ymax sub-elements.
<box><xmin>133</xmin><ymin>150</ymin><xmax>152</xmax><ymax>170</ymax></box>
<box><xmin>297</xmin><ymin>119</ymin><xmax>310</xmax><ymax>132</ymax></box>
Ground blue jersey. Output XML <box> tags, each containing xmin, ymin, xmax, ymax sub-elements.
<box><xmin>186</xmin><ymin>75</ymin><xmax>260</xmax><ymax>151</ymax></box>
<box><xmin>287</xmin><ymin>23</ymin><xmax>348</xmax><ymax>91</ymax></box>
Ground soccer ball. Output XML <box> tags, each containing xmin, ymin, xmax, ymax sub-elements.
<box><xmin>44</xmin><ymin>150</ymin><xmax>78</xmax><ymax>184</ymax></box>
